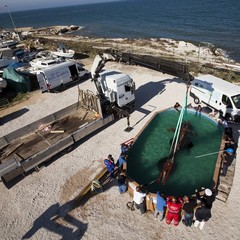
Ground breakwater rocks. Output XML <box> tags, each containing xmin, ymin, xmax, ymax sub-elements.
<box><xmin>16</xmin><ymin>25</ymin><xmax>81</xmax><ymax>36</ymax></box>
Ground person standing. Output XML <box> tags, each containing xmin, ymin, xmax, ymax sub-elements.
<box><xmin>195</xmin><ymin>104</ymin><xmax>202</xmax><ymax>115</ymax></box>
<box><xmin>133</xmin><ymin>185</ymin><xmax>147</xmax><ymax>214</ymax></box>
<box><xmin>221</xmin><ymin>151</ymin><xmax>234</xmax><ymax>176</ymax></box>
<box><xmin>166</xmin><ymin>196</ymin><xmax>183</xmax><ymax>226</ymax></box>
<box><xmin>153</xmin><ymin>192</ymin><xmax>166</xmax><ymax>221</ymax></box>
<box><xmin>194</xmin><ymin>202</ymin><xmax>211</xmax><ymax>230</ymax></box>
<box><xmin>174</xmin><ymin>102</ymin><xmax>181</xmax><ymax>112</ymax></box>
<box><xmin>117</xmin><ymin>153</ymin><xmax>127</xmax><ymax>169</ymax></box>
<box><xmin>195</xmin><ymin>188</ymin><xmax>215</xmax><ymax>209</ymax></box>
<box><xmin>117</xmin><ymin>169</ymin><xmax>128</xmax><ymax>193</ymax></box>
<box><xmin>181</xmin><ymin>196</ymin><xmax>197</xmax><ymax>227</ymax></box>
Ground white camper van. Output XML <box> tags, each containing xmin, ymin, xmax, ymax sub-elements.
<box><xmin>190</xmin><ymin>74</ymin><xmax>240</xmax><ymax>122</ymax></box>
<box><xmin>36</xmin><ymin>61</ymin><xmax>89</xmax><ymax>93</ymax></box>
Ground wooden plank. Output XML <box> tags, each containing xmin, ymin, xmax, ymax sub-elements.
<box><xmin>75</xmin><ymin>167</ymin><xmax>108</xmax><ymax>204</ymax></box>
<box><xmin>5</xmin><ymin>143</ymin><xmax>24</xmax><ymax>156</ymax></box>
<box><xmin>50</xmin><ymin>130</ymin><xmax>65</xmax><ymax>134</ymax></box>
<box><xmin>216</xmin><ymin>191</ymin><xmax>228</xmax><ymax>202</ymax></box>
<box><xmin>82</xmin><ymin>112</ymin><xmax>88</xmax><ymax>121</ymax></box>
<box><xmin>220</xmin><ymin>176</ymin><xmax>234</xmax><ymax>186</ymax></box>
<box><xmin>36</xmin><ymin>131</ymin><xmax>51</xmax><ymax>146</ymax></box>
<box><xmin>218</xmin><ymin>184</ymin><xmax>231</xmax><ymax>194</ymax></box>
<box><xmin>60</xmin><ymin>116</ymin><xmax>70</xmax><ymax>124</ymax></box>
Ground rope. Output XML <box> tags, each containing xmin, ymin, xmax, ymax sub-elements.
<box><xmin>170</xmin><ymin>86</ymin><xmax>190</xmax><ymax>161</ymax></box>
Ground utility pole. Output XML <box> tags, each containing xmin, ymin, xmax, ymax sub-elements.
<box><xmin>198</xmin><ymin>43</ymin><xmax>201</xmax><ymax>61</ymax></box>
<box><xmin>4</xmin><ymin>5</ymin><xmax>21</xmax><ymax>41</ymax></box>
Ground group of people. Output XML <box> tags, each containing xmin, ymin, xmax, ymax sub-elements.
<box><xmin>157</xmin><ymin>188</ymin><xmax>214</xmax><ymax>229</ymax></box>
<box><xmin>217</xmin><ymin>114</ymin><xmax>238</xmax><ymax>177</ymax></box>
<box><xmin>174</xmin><ymin>102</ymin><xmax>202</xmax><ymax>115</ymax></box>
<box><xmin>132</xmin><ymin>186</ymin><xmax>215</xmax><ymax>230</ymax></box>
<box><xmin>103</xmin><ymin>109</ymin><xmax>236</xmax><ymax>230</ymax></box>
<box><xmin>103</xmin><ymin>143</ymin><xmax>130</xmax><ymax>193</ymax></box>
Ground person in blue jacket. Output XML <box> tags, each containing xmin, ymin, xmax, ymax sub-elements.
<box><xmin>154</xmin><ymin>191</ymin><xmax>166</xmax><ymax>221</ymax></box>
<box><xmin>121</xmin><ymin>143</ymin><xmax>129</xmax><ymax>154</ymax></box>
<box><xmin>117</xmin><ymin>153</ymin><xmax>127</xmax><ymax>169</ymax></box>
<box><xmin>104</xmin><ymin>154</ymin><xmax>115</xmax><ymax>179</ymax></box>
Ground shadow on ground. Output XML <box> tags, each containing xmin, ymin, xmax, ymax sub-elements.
<box><xmin>0</xmin><ymin>108</ymin><xmax>29</xmax><ymax>125</ymax></box>
<box><xmin>22</xmin><ymin>200</ymin><xmax>88</xmax><ymax>240</ymax></box>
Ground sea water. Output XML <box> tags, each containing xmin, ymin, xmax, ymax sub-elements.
<box><xmin>0</xmin><ymin>0</ymin><xmax>239</xmax><ymax>62</ymax></box>
<box><xmin>127</xmin><ymin>109</ymin><xmax>222</xmax><ymax>196</ymax></box>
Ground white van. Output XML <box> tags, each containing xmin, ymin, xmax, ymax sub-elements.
<box><xmin>36</xmin><ymin>61</ymin><xmax>89</xmax><ymax>92</ymax></box>
<box><xmin>190</xmin><ymin>74</ymin><xmax>240</xmax><ymax>122</ymax></box>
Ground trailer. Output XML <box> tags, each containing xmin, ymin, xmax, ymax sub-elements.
<box><xmin>0</xmin><ymin>52</ymin><xmax>137</xmax><ymax>184</ymax></box>
<box><xmin>0</xmin><ymin>89</ymin><xmax>114</xmax><ymax>182</ymax></box>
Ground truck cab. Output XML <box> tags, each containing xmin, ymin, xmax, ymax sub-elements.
<box><xmin>98</xmin><ymin>70</ymin><xmax>135</xmax><ymax>109</ymax></box>
<box><xmin>91</xmin><ymin>53</ymin><xmax>135</xmax><ymax>113</ymax></box>
<box><xmin>190</xmin><ymin>74</ymin><xmax>240</xmax><ymax>122</ymax></box>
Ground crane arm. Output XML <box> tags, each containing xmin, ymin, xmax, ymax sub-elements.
<box><xmin>90</xmin><ymin>53</ymin><xmax>116</xmax><ymax>97</ymax></box>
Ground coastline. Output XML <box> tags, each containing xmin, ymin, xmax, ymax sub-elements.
<box><xmin>18</xmin><ymin>25</ymin><xmax>240</xmax><ymax>67</ymax></box>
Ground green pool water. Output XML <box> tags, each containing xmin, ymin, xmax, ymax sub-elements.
<box><xmin>127</xmin><ymin>109</ymin><xmax>223</xmax><ymax>197</ymax></box>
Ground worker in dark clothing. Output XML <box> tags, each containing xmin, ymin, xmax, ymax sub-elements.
<box><xmin>224</xmin><ymin>127</ymin><xmax>233</xmax><ymax>140</ymax></box>
<box><xmin>224</xmin><ymin>137</ymin><xmax>238</xmax><ymax>154</ymax></box>
<box><xmin>182</xmin><ymin>196</ymin><xmax>197</xmax><ymax>227</ymax></box>
<box><xmin>221</xmin><ymin>151</ymin><xmax>234</xmax><ymax>176</ymax></box>
<box><xmin>195</xmin><ymin>104</ymin><xmax>202</xmax><ymax>115</ymax></box>
<box><xmin>194</xmin><ymin>202</ymin><xmax>211</xmax><ymax>230</ymax></box>
<box><xmin>195</xmin><ymin>188</ymin><xmax>215</xmax><ymax>209</ymax></box>
<box><xmin>174</xmin><ymin>102</ymin><xmax>181</xmax><ymax>112</ymax></box>
<box><xmin>117</xmin><ymin>169</ymin><xmax>128</xmax><ymax>193</ymax></box>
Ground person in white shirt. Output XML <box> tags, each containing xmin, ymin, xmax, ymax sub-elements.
<box><xmin>133</xmin><ymin>185</ymin><xmax>147</xmax><ymax>214</ymax></box>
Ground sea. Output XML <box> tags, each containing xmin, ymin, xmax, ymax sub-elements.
<box><xmin>1</xmin><ymin>0</ymin><xmax>239</xmax><ymax>62</ymax></box>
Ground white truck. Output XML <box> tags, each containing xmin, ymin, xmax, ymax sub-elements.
<box><xmin>91</xmin><ymin>53</ymin><xmax>135</xmax><ymax>114</ymax></box>
<box><xmin>190</xmin><ymin>74</ymin><xmax>240</xmax><ymax>122</ymax></box>
<box><xmin>36</xmin><ymin>61</ymin><xmax>89</xmax><ymax>92</ymax></box>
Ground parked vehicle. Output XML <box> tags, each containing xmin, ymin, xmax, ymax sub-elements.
<box><xmin>36</xmin><ymin>61</ymin><xmax>89</xmax><ymax>92</ymax></box>
<box><xmin>50</xmin><ymin>44</ymin><xmax>75</xmax><ymax>59</ymax></box>
<box><xmin>190</xmin><ymin>74</ymin><xmax>240</xmax><ymax>122</ymax></box>
<box><xmin>0</xmin><ymin>91</ymin><xmax>114</xmax><ymax>182</ymax></box>
<box><xmin>30</xmin><ymin>58</ymin><xmax>61</xmax><ymax>70</ymax></box>
<box><xmin>90</xmin><ymin>53</ymin><xmax>135</xmax><ymax>114</ymax></box>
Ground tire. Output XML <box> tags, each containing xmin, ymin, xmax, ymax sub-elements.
<box><xmin>225</xmin><ymin>113</ymin><xmax>232</xmax><ymax>121</ymax></box>
<box><xmin>234</xmin><ymin>115</ymin><xmax>240</xmax><ymax>123</ymax></box>
<box><xmin>194</xmin><ymin>97</ymin><xmax>200</xmax><ymax>104</ymax></box>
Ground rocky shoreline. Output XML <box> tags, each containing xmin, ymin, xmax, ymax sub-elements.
<box><xmin>21</xmin><ymin>25</ymin><xmax>240</xmax><ymax>66</ymax></box>
<box><xmin>19</xmin><ymin>25</ymin><xmax>239</xmax><ymax>82</ymax></box>
<box><xmin>16</xmin><ymin>25</ymin><xmax>82</xmax><ymax>36</ymax></box>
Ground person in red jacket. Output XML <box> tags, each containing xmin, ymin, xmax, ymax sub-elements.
<box><xmin>166</xmin><ymin>196</ymin><xmax>183</xmax><ymax>226</ymax></box>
